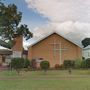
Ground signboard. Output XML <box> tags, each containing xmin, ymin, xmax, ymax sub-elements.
<box><xmin>12</xmin><ymin>51</ymin><xmax>22</xmax><ymax>58</ymax></box>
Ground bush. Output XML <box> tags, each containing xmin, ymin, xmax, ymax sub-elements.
<box><xmin>74</xmin><ymin>59</ymin><xmax>82</xmax><ymax>69</ymax></box>
<box><xmin>86</xmin><ymin>58</ymin><xmax>90</xmax><ymax>68</ymax></box>
<box><xmin>81</xmin><ymin>58</ymin><xmax>90</xmax><ymax>69</ymax></box>
<box><xmin>63</xmin><ymin>60</ymin><xmax>75</xmax><ymax>68</ymax></box>
<box><xmin>40</xmin><ymin>61</ymin><xmax>50</xmax><ymax>72</ymax></box>
<box><xmin>55</xmin><ymin>64</ymin><xmax>60</xmax><ymax>69</ymax></box>
<box><xmin>24</xmin><ymin>59</ymin><xmax>30</xmax><ymax>68</ymax></box>
<box><xmin>81</xmin><ymin>60</ymin><xmax>86</xmax><ymax>68</ymax></box>
<box><xmin>10</xmin><ymin>58</ymin><xmax>24</xmax><ymax>74</ymax></box>
<box><xmin>54</xmin><ymin>64</ymin><xmax>63</xmax><ymax>70</ymax></box>
<box><xmin>10</xmin><ymin>58</ymin><xmax>30</xmax><ymax>73</ymax></box>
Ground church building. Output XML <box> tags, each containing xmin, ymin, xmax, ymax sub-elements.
<box><xmin>28</xmin><ymin>32</ymin><xmax>82</xmax><ymax>68</ymax></box>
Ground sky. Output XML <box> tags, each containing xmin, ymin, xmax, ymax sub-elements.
<box><xmin>2</xmin><ymin>0</ymin><xmax>90</xmax><ymax>49</ymax></box>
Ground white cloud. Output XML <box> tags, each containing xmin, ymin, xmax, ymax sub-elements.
<box><xmin>25</xmin><ymin>0</ymin><xmax>90</xmax><ymax>23</ymax></box>
<box><xmin>25</xmin><ymin>0</ymin><xmax>90</xmax><ymax>47</ymax></box>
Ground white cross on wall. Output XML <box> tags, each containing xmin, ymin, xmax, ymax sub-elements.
<box><xmin>50</xmin><ymin>40</ymin><xmax>68</xmax><ymax>65</ymax></box>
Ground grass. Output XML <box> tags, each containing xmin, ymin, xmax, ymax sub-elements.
<box><xmin>0</xmin><ymin>70</ymin><xmax>90</xmax><ymax>90</ymax></box>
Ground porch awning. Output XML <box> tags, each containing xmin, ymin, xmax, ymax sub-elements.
<box><xmin>0</xmin><ymin>46</ymin><xmax>12</xmax><ymax>55</ymax></box>
<box><xmin>0</xmin><ymin>49</ymin><xmax>12</xmax><ymax>55</ymax></box>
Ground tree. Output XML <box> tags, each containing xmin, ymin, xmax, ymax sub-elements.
<box><xmin>82</xmin><ymin>38</ymin><xmax>90</xmax><ymax>48</ymax></box>
<box><xmin>0</xmin><ymin>2</ymin><xmax>33</xmax><ymax>48</ymax></box>
<box><xmin>40</xmin><ymin>61</ymin><xmax>50</xmax><ymax>72</ymax></box>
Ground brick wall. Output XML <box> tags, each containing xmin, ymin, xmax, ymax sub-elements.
<box><xmin>28</xmin><ymin>33</ymin><xmax>82</xmax><ymax>67</ymax></box>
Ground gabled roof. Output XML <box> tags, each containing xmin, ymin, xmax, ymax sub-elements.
<box><xmin>28</xmin><ymin>32</ymin><xmax>82</xmax><ymax>48</ymax></box>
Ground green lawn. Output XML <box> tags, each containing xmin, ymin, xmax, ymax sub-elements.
<box><xmin>0</xmin><ymin>70</ymin><xmax>90</xmax><ymax>90</ymax></box>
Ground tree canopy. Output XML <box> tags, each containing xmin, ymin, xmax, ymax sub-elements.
<box><xmin>82</xmin><ymin>38</ymin><xmax>90</xmax><ymax>48</ymax></box>
<box><xmin>0</xmin><ymin>1</ymin><xmax>33</xmax><ymax>48</ymax></box>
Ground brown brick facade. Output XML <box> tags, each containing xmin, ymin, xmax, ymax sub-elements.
<box><xmin>28</xmin><ymin>33</ymin><xmax>82</xmax><ymax>67</ymax></box>
<box><xmin>12</xmin><ymin>35</ymin><xmax>23</xmax><ymax>52</ymax></box>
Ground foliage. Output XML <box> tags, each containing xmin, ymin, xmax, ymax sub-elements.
<box><xmin>0</xmin><ymin>39</ymin><xmax>12</xmax><ymax>49</ymax></box>
<box><xmin>0</xmin><ymin>2</ymin><xmax>33</xmax><ymax>48</ymax></box>
<box><xmin>10</xmin><ymin>58</ymin><xmax>30</xmax><ymax>74</ymax></box>
<box><xmin>74</xmin><ymin>59</ymin><xmax>82</xmax><ymax>69</ymax></box>
<box><xmin>63</xmin><ymin>60</ymin><xmax>75</xmax><ymax>68</ymax></box>
<box><xmin>81</xmin><ymin>60</ymin><xmax>86</xmax><ymax>68</ymax></box>
<box><xmin>81</xmin><ymin>58</ymin><xmax>90</xmax><ymax>68</ymax></box>
<box><xmin>54</xmin><ymin>64</ymin><xmax>63</xmax><ymax>70</ymax></box>
<box><xmin>40</xmin><ymin>61</ymin><xmax>50</xmax><ymax>72</ymax></box>
<box><xmin>82</xmin><ymin>57</ymin><xmax>85</xmax><ymax>60</ymax></box>
<box><xmin>86</xmin><ymin>58</ymin><xmax>90</xmax><ymax>68</ymax></box>
<box><xmin>82</xmin><ymin>38</ymin><xmax>90</xmax><ymax>48</ymax></box>
<box><xmin>24</xmin><ymin>59</ymin><xmax>30</xmax><ymax>68</ymax></box>
<box><xmin>10</xmin><ymin>58</ymin><xmax>24</xmax><ymax>74</ymax></box>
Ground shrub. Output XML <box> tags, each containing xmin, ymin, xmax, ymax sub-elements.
<box><xmin>10</xmin><ymin>58</ymin><xmax>24</xmax><ymax>74</ymax></box>
<box><xmin>63</xmin><ymin>60</ymin><xmax>75</xmax><ymax>68</ymax></box>
<box><xmin>86</xmin><ymin>58</ymin><xmax>90</xmax><ymax>68</ymax></box>
<box><xmin>55</xmin><ymin>64</ymin><xmax>63</xmax><ymax>70</ymax></box>
<box><xmin>81</xmin><ymin>60</ymin><xmax>86</xmax><ymax>68</ymax></box>
<box><xmin>40</xmin><ymin>61</ymin><xmax>50</xmax><ymax>72</ymax></box>
<box><xmin>81</xmin><ymin>58</ymin><xmax>90</xmax><ymax>69</ymax></box>
<box><xmin>74</xmin><ymin>59</ymin><xmax>82</xmax><ymax>69</ymax></box>
<box><xmin>24</xmin><ymin>59</ymin><xmax>30</xmax><ymax>68</ymax></box>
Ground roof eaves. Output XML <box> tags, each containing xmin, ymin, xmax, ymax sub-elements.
<box><xmin>28</xmin><ymin>31</ymin><xmax>82</xmax><ymax>49</ymax></box>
